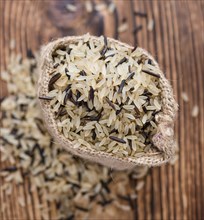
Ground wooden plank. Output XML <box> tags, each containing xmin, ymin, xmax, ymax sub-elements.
<box><xmin>0</xmin><ymin>0</ymin><xmax>203</xmax><ymax>219</ymax></box>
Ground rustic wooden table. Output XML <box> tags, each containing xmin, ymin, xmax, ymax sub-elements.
<box><xmin>0</xmin><ymin>0</ymin><xmax>203</xmax><ymax>219</ymax></box>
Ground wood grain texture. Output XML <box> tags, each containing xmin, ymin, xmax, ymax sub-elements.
<box><xmin>0</xmin><ymin>0</ymin><xmax>203</xmax><ymax>219</ymax></box>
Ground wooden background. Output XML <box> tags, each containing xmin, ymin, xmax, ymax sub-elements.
<box><xmin>0</xmin><ymin>0</ymin><xmax>203</xmax><ymax>219</ymax></box>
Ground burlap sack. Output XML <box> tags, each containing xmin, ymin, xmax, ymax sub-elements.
<box><xmin>37</xmin><ymin>35</ymin><xmax>178</xmax><ymax>170</ymax></box>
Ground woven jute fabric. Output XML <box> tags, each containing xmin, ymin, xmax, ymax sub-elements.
<box><xmin>37</xmin><ymin>35</ymin><xmax>178</xmax><ymax>170</ymax></box>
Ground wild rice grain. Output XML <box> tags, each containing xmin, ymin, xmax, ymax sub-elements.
<box><xmin>131</xmin><ymin>46</ymin><xmax>138</xmax><ymax>53</ymax></box>
<box><xmin>142</xmin><ymin>69</ymin><xmax>160</xmax><ymax>78</ymax></box>
<box><xmin>118</xmin><ymin>80</ymin><xmax>126</xmax><ymax>93</ymax></box>
<box><xmin>116</xmin><ymin>57</ymin><xmax>128</xmax><ymax>67</ymax></box>
<box><xmin>133</xmin><ymin>25</ymin><xmax>143</xmax><ymax>34</ymax></box>
<box><xmin>109</xmin><ymin>136</ymin><xmax>126</xmax><ymax>144</ymax></box>
<box><xmin>89</xmin><ymin>87</ymin><xmax>94</xmax><ymax>101</ymax></box>
<box><xmin>100</xmin><ymin>36</ymin><xmax>108</xmax><ymax>56</ymax></box>
<box><xmin>134</xmin><ymin>11</ymin><xmax>147</xmax><ymax>18</ymax></box>
<box><xmin>105</xmin><ymin>97</ymin><xmax>116</xmax><ymax>110</ymax></box>
<box><xmin>48</xmin><ymin>73</ymin><xmax>61</xmax><ymax>91</ymax></box>
<box><xmin>79</xmin><ymin>70</ymin><xmax>87</xmax><ymax>76</ymax></box>
<box><xmin>1</xmin><ymin>166</ymin><xmax>17</xmax><ymax>172</ymax></box>
<box><xmin>126</xmin><ymin>72</ymin><xmax>135</xmax><ymax>81</ymax></box>
<box><xmin>38</xmin><ymin>96</ymin><xmax>53</xmax><ymax>101</ymax></box>
<box><xmin>53</xmin><ymin>63</ymin><xmax>59</xmax><ymax>68</ymax></box>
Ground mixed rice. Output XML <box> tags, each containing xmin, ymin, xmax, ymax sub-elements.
<box><xmin>0</xmin><ymin>54</ymin><xmax>149</xmax><ymax>219</ymax></box>
<box><xmin>41</xmin><ymin>34</ymin><xmax>162</xmax><ymax>157</ymax></box>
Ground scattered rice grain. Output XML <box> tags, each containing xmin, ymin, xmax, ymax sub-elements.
<box><xmin>191</xmin><ymin>105</ymin><xmax>199</xmax><ymax>118</ymax></box>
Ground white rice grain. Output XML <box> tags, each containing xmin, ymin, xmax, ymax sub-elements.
<box><xmin>191</xmin><ymin>105</ymin><xmax>199</xmax><ymax>118</ymax></box>
<box><xmin>181</xmin><ymin>92</ymin><xmax>189</xmax><ymax>102</ymax></box>
<box><xmin>118</xmin><ymin>23</ymin><xmax>129</xmax><ymax>33</ymax></box>
<box><xmin>85</xmin><ymin>1</ymin><xmax>93</xmax><ymax>13</ymax></box>
<box><xmin>147</xmin><ymin>19</ymin><xmax>154</xmax><ymax>31</ymax></box>
<box><xmin>66</xmin><ymin>4</ymin><xmax>77</xmax><ymax>12</ymax></box>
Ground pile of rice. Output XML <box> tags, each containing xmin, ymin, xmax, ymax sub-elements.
<box><xmin>0</xmin><ymin>54</ymin><xmax>149</xmax><ymax>219</ymax></box>
<box><xmin>40</xmin><ymin>34</ymin><xmax>162</xmax><ymax>157</ymax></box>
